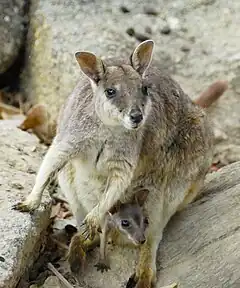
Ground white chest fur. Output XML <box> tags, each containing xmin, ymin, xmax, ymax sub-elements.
<box><xmin>70</xmin><ymin>144</ymin><xmax>109</xmax><ymax>212</ymax></box>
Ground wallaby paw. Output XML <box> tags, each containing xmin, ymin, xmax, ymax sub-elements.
<box><xmin>81</xmin><ymin>209</ymin><xmax>101</xmax><ymax>240</ymax></box>
<box><xmin>12</xmin><ymin>199</ymin><xmax>40</xmax><ymax>213</ymax></box>
<box><xmin>94</xmin><ymin>261</ymin><xmax>111</xmax><ymax>273</ymax></box>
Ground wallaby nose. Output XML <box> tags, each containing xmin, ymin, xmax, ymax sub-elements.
<box><xmin>138</xmin><ymin>235</ymin><xmax>146</xmax><ymax>244</ymax></box>
<box><xmin>129</xmin><ymin>109</ymin><xmax>143</xmax><ymax>124</ymax></box>
<box><xmin>140</xmin><ymin>239</ymin><xmax>146</xmax><ymax>245</ymax></box>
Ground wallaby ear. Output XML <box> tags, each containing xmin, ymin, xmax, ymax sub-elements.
<box><xmin>75</xmin><ymin>51</ymin><xmax>105</xmax><ymax>84</ymax></box>
<box><xmin>130</xmin><ymin>40</ymin><xmax>154</xmax><ymax>76</ymax></box>
<box><xmin>134</xmin><ymin>189</ymin><xmax>149</xmax><ymax>207</ymax></box>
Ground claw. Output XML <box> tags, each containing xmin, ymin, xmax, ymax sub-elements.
<box><xmin>94</xmin><ymin>261</ymin><xmax>111</xmax><ymax>273</ymax></box>
<box><xmin>84</xmin><ymin>233</ymin><xmax>90</xmax><ymax>241</ymax></box>
<box><xmin>126</xmin><ymin>273</ymin><xmax>137</xmax><ymax>288</ymax></box>
<box><xmin>82</xmin><ymin>228</ymin><xmax>88</xmax><ymax>236</ymax></box>
<box><xmin>80</xmin><ymin>221</ymin><xmax>86</xmax><ymax>227</ymax></box>
<box><xmin>12</xmin><ymin>202</ymin><xmax>34</xmax><ymax>213</ymax></box>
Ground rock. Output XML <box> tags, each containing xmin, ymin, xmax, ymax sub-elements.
<box><xmin>126</xmin><ymin>27</ymin><xmax>136</xmax><ymax>37</ymax></box>
<box><xmin>160</xmin><ymin>25</ymin><xmax>171</xmax><ymax>35</ymax></box>
<box><xmin>166</xmin><ymin>17</ymin><xmax>181</xmax><ymax>31</ymax></box>
<box><xmin>143</xmin><ymin>6</ymin><xmax>159</xmax><ymax>16</ymax></box>
<box><xmin>120</xmin><ymin>6</ymin><xmax>130</xmax><ymax>13</ymax></box>
<box><xmin>180</xmin><ymin>44</ymin><xmax>191</xmax><ymax>52</ymax></box>
<box><xmin>145</xmin><ymin>26</ymin><xmax>153</xmax><ymax>34</ymax></box>
<box><xmin>0</xmin><ymin>0</ymin><xmax>27</xmax><ymax>74</ymax></box>
<box><xmin>0</xmin><ymin>120</ymin><xmax>51</xmax><ymax>288</ymax></box>
<box><xmin>71</xmin><ymin>162</ymin><xmax>240</xmax><ymax>288</ymax></box>
<box><xmin>134</xmin><ymin>32</ymin><xmax>150</xmax><ymax>42</ymax></box>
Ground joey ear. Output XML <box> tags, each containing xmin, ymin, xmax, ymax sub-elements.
<box><xmin>130</xmin><ymin>40</ymin><xmax>154</xmax><ymax>76</ymax></box>
<box><xmin>108</xmin><ymin>201</ymin><xmax>121</xmax><ymax>215</ymax></box>
<box><xmin>134</xmin><ymin>189</ymin><xmax>149</xmax><ymax>207</ymax></box>
<box><xmin>75</xmin><ymin>51</ymin><xmax>105</xmax><ymax>84</ymax></box>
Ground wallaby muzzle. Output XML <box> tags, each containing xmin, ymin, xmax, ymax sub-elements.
<box><xmin>129</xmin><ymin>108</ymin><xmax>143</xmax><ymax>124</ymax></box>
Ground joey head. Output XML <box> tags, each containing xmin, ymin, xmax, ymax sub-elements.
<box><xmin>95</xmin><ymin>189</ymin><xmax>149</xmax><ymax>273</ymax></box>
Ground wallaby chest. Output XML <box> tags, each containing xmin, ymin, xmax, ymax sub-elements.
<box><xmin>69</xmin><ymin>125</ymin><xmax>141</xmax><ymax>208</ymax></box>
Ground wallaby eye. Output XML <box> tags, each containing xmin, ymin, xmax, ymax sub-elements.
<box><xmin>142</xmin><ymin>86</ymin><xmax>148</xmax><ymax>96</ymax></box>
<box><xmin>105</xmin><ymin>88</ymin><xmax>117</xmax><ymax>99</ymax></box>
<box><xmin>121</xmin><ymin>220</ymin><xmax>130</xmax><ymax>227</ymax></box>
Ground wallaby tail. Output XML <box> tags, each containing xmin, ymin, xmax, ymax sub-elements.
<box><xmin>194</xmin><ymin>80</ymin><xmax>228</xmax><ymax>108</ymax></box>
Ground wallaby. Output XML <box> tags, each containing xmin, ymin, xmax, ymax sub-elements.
<box><xmin>95</xmin><ymin>189</ymin><xmax>149</xmax><ymax>273</ymax></box>
<box><xmin>13</xmin><ymin>40</ymin><xmax>227</xmax><ymax>287</ymax></box>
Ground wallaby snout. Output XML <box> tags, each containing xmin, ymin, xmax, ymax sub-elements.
<box><xmin>129</xmin><ymin>108</ymin><xmax>143</xmax><ymax>125</ymax></box>
<box><xmin>135</xmin><ymin>233</ymin><xmax>146</xmax><ymax>245</ymax></box>
<box><xmin>123</xmin><ymin>101</ymin><xmax>150</xmax><ymax>130</ymax></box>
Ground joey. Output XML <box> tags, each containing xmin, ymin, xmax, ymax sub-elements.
<box><xmin>95</xmin><ymin>189</ymin><xmax>149</xmax><ymax>273</ymax></box>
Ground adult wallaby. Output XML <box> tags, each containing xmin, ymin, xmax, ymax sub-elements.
<box><xmin>13</xmin><ymin>40</ymin><xmax>215</xmax><ymax>287</ymax></box>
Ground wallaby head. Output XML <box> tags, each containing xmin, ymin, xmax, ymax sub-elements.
<box><xmin>108</xmin><ymin>189</ymin><xmax>149</xmax><ymax>245</ymax></box>
<box><xmin>75</xmin><ymin>40</ymin><xmax>154</xmax><ymax>130</ymax></box>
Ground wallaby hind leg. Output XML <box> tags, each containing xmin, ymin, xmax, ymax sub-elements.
<box><xmin>177</xmin><ymin>178</ymin><xmax>204</xmax><ymax>212</ymax></box>
<box><xmin>12</xmin><ymin>140</ymin><xmax>74</xmax><ymax>212</ymax></box>
<box><xmin>127</xmin><ymin>232</ymin><xmax>162</xmax><ymax>288</ymax></box>
<box><xmin>67</xmin><ymin>232</ymin><xmax>100</xmax><ymax>274</ymax></box>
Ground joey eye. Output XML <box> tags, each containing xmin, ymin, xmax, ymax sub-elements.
<box><xmin>121</xmin><ymin>220</ymin><xmax>130</xmax><ymax>227</ymax></box>
<box><xmin>105</xmin><ymin>88</ymin><xmax>117</xmax><ymax>99</ymax></box>
<box><xmin>142</xmin><ymin>86</ymin><xmax>148</xmax><ymax>96</ymax></box>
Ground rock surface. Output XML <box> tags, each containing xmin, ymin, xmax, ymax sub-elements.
<box><xmin>0</xmin><ymin>0</ymin><xmax>27</xmax><ymax>74</ymax></box>
<box><xmin>72</xmin><ymin>161</ymin><xmax>240</xmax><ymax>288</ymax></box>
<box><xmin>21</xmin><ymin>0</ymin><xmax>240</xmax><ymax>164</ymax></box>
<box><xmin>0</xmin><ymin>120</ymin><xmax>51</xmax><ymax>288</ymax></box>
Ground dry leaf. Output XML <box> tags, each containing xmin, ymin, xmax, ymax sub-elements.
<box><xmin>18</xmin><ymin>104</ymin><xmax>57</xmax><ymax>145</ymax></box>
<box><xmin>61</xmin><ymin>211</ymin><xmax>73</xmax><ymax>219</ymax></box>
<box><xmin>57</xmin><ymin>206</ymin><xmax>73</xmax><ymax>219</ymax></box>
<box><xmin>0</xmin><ymin>102</ymin><xmax>22</xmax><ymax>119</ymax></box>
<box><xmin>43</xmin><ymin>275</ymin><xmax>62</xmax><ymax>288</ymax></box>
<box><xmin>210</xmin><ymin>163</ymin><xmax>220</xmax><ymax>172</ymax></box>
<box><xmin>50</xmin><ymin>202</ymin><xmax>62</xmax><ymax>219</ymax></box>
<box><xmin>61</xmin><ymin>202</ymin><xmax>73</xmax><ymax>219</ymax></box>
